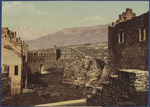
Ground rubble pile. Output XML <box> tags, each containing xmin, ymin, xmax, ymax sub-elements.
<box><xmin>62</xmin><ymin>58</ymin><xmax>106</xmax><ymax>88</ymax></box>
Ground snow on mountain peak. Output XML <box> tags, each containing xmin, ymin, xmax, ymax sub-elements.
<box><xmin>12</xmin><ymin>26</ymin><xmax>51</xmax><ymax>41</ymax></box>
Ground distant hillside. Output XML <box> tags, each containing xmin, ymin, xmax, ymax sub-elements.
<box><xmin>26</xmin><ymin>24</ymin><xmax>109</xmax><ymax>50</ymax></box>
<box><xmin>68</xmin><ymin>42</ymin><xmax>108</xmax><ymax>62</ymax></box>
<box><xmin>33</xmin><ymin>42</ymin><xmax>108</xmax><ymax>63</ymax></box>
<box><xmin>12</xmin><ymin>26</ymin><xmax>51</xmax><ymax>41</ymax></box>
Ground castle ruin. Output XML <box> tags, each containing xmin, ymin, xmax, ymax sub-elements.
<box><xmin>1</xmin><ymin>8</ymin><xmax>149</xmax><ymax>106</ymax></box>
<box><xmin>1</xmin><ymin>27</ymin><xmax>28</xmax><ymax>95</ymax></box>
<box><xmin>87</xmin><ymin>8</ymin><xmax>149</xmax><ymax>106</ymax></box>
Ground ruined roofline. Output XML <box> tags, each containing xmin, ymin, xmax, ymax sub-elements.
<box><xmin>2</xmin><ymin>27</ymin><xmax>16</xmax><ymax>34</ymax></box>
<box><xmin>111</xmin><ymin>8</ymin><xmax>149</xmax><ymax>27</ymax></box>
<box><xmin>2</xmin><ymin>27</ymin><xmax>28</xmax><ymax>54</ymax></box>
<box><xmin>111</xmin><ymin>8</ymin><xmax>136</xmax><ymax>27</ymax></box>
<box><xmin>2</xmin><ymin>27</ymin><xmax>27</xmax><ymax>45</ymax></box>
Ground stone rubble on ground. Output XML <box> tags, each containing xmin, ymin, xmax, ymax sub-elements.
<box><xmin>62</xmin><ymin>58</ymin><xmax>107</xmax><ymax>88</ymax></box>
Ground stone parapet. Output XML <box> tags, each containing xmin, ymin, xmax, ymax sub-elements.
<box><xmin>86</xmin><ymin>69</ymin><xmax>149</xmax><ymax>106</ymax></box>
<box><xmin>28</xmin><ymin>52</ymin><xmax>56</xmax><ymax>58</ymax></box>
<box><xmin>118</xmin><ymin>69</ymin><xmax>149</xmax><ymax>92</ymax></box>
<box><xmin>1</xmin><ymin>27</ymin><xmax>28</xmax><ymax>56</ymax></box>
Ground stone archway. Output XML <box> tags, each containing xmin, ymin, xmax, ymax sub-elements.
<box><xmin>40</xmin><ymin>64</ymin><xmax>44</xmax><ymax>74</ymax></box>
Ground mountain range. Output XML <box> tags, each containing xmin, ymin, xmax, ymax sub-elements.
<box><xmin>12</xmin><ymin>26</ymin><xmax>52</xmax><ymax>41</ymax></box>
<box><xmin>13</xmin><ymin>24</ymin><xmax>109</xmax><ymax>50</ymax></box>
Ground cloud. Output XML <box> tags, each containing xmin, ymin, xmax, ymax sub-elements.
<box><xmin>28</xmin><ymin>5</ymin><xmax>58</xmax><ymax>16</ymax></box>
<box><xmin>84</xmin><ymin>15</ymin><xmax>106</xmax><ymax>21</ymax></box>
<box><xmin>2</xmin><ymin>2</ymin><xmax>59</xmax><ymax>16</ymax></box>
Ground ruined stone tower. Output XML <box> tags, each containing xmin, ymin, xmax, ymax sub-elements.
<box><xmin>1</xmin><ymin>27</ymin><xmax>28</xmax><ymax>95</ymax></box>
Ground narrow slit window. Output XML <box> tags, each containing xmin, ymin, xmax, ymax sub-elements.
<box><xmin>118</xmin><ymin>32</ymin><xmax>124</xmax><ymax>43</ymax></box>
<box><xmin>139</xmin><ymin>28</ymin><xmax>146</xmax><ymax>41</ymax></box>
<box><xmin>14</xmin><ymin>65</ymin><xmax>18</xmax><ymax>75</ymax></box>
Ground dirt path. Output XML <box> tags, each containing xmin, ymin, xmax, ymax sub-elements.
<box><xmin>1</xmin><ymin>69</ymin><xmax>89</xmax><ymax>106</ymax></box>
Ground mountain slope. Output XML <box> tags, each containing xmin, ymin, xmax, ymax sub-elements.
<box><xmin>12</xmin><ymin>26</ymin><xmax>51</xmax><ymax>41</ymax></box>
<box><xmin>26</xmin><ymin>24</ymin><xmax>109</xmax><ymax>50</ymax></box>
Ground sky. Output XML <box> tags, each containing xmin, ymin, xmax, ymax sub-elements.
<box><xmin>2</xmin><ymin>1</ymin><xmax>149</xmax><ymax>32</ymax></box>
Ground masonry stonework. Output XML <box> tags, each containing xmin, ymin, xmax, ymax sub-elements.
<box><xmin>27</xmin><ymin>52</ymin><xmax>57</xmax><ymax>74</ymax></box>
<box><xmin>1</xmin><ymin>8</ymin><xmax>149</xmax><ymax>106</ymax></box>
<box><xmin>27</xmin><ymin>51</ymin><xmax>82</xmax><ymax>75</ymax></box>
<box><xmin>1</xmin><ymin>27</ymin><xmax>28</xmax><ymax>95</ymax></box>
<box><xmin>108</xmin><ymin>10</ymin><xmax>149</xmax><ymax>73</ymax></box>
<box><xmin>86</xmin><ymin>9</ymin><xmax>149</xmax><ymax>106</ymax></box>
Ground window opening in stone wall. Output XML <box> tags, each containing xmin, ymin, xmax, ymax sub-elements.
<box><xmin>118</xmin><ymin>31</ymin><xmax>124</xmax><ymax>43</ymax></box>
<box><xmin>40</xmin><ymin>64</ymin><xmax>44</xmax><ymax>73</ymax></box>
<box><xmin>139</xmin><ymin>28</ymin><xmax>146</xmax><ymax>41</ymax></box>
<box><xmin>14</xmin><ymin>65</ymin><xmax>18</xmax><ymax>75</ymax></box>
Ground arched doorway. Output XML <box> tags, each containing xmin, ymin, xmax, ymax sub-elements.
<box><xmin>40</xmin><ymin>64</ymin><xmax>44</xmax><ymax>73</ymax></box>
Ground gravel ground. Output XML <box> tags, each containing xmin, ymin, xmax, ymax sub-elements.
<box><xmin>1</xmin><ymin>69</ymin><xmax>91</xmax><ymax>106</ymax></box>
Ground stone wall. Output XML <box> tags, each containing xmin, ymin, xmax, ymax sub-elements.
<box><xmin>27</xmin><ymin>52</ymin><xmax>57</xmax><ymax>74</ymax></box>
<box><xmin>1</xmin><ymin>27</ymin><xmax>28</xmax><ymax>57</ymax></box>
<box><xmin>87</xmin><ymin>10</ymin><xmax>149</xmax><ymax>106</ymax></box>
<box><xmin>27</xmin><ymin>52</ymin><xmax>79</xmax><ymax>74</ymax></box>
<box><xmin>112</xmin><ymin>8</ymin><xmax>136</xmax><ymax>27</ymax></box>
<box><xmin>86</xmin><ymin>69</ymin><xmax>149</xmax><ymax>106</ymax></box>
<box><xmin>1</xmin><ymin>27</ymin><xmax>28</xmax><ymax>95</ymax></box>
<box><xmin>108</xmin><ymin>11</ymin><xmax>149</xmax><ymax>73</ymax></box>
<box><xmin>1</xmin><ymin>73</ymin><xmax>11</xmax><ymax>98</ymax></box>
<box><xmin>1</xmin><ymin>50</ymin><xmax>22</xmax><ymax>95</ymax></box>
<box><xmin>9</xmin><ymin>64</ymin><xmax>22</xmax><ymax>95</ymax></box>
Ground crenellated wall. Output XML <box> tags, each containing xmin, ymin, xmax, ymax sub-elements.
<box><xmin>27</xmin><ymin>46</ymin><xmax>85</xmax><ymax>75</ymax></box>
<box><xmin>86</xmin><ymin>9</ymin><xmax>149</xmax><ymax>106</ymax></box>
<box><xmin>108</xmin><ymin>11</ymin><xmax>149</xmax><ymax>73</ymax></box>
<box><xmin>112</xmin><ymin>8</ymin><xmax>136</xmax><ymax>27</ymax></box>
<box><xmin>1</xmin><ymin>27</ymin><xmax>28</xmax><ymax>57</ymax></box>
<box><xmin>27</xmin><ymin>51</ymin><xmax>81</xmax><ymax>74</ymax></box>
<box><xmin>1</xmin><ymin>27</ymin><xmax>28</xmax><ymax>95</ymax></box>
<box><xmin>27</xmin><ymin>52</ymin><xmax>57</xmax><ymax>74</ymax></box>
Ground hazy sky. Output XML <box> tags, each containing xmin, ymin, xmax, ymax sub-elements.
<box><xmin>2</xmin><ymin>1</ymin><xmax>149</xmax><ymax>32</ymax></box>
